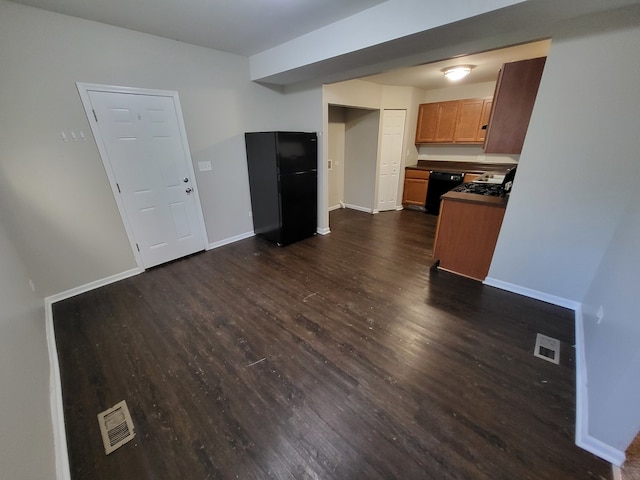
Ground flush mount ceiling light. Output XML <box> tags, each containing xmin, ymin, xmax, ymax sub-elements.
<box><xmin>442</xmin><ymin>65</ymin><xmax>474</xmax><ymax>81</ymax></box>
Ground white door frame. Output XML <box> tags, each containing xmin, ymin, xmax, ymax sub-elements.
<box><xmin>376</xmin><ymin>109</ymin><xmax>406</xmax><ymax>212</ymax></box>
<box><xmin>76</xmin><ymin>82</ymin><xmax>209</xmax><ymax>269</ymax></box>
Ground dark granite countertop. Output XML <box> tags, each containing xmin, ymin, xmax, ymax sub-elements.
<box><xmin>407</xmin><ymin>160</ymin><xmax>515</xmax><ymax>174</ymax></box>
<box><xmin>441</xmin><ymin>190</ymin><xmax>507</xmax><ymax>208</ymax></box>
<box><xmin>452</xmin><ymin>182</ymin><xmax>506</xmax><ymax>197</ymax></box>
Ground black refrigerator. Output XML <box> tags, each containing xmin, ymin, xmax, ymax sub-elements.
<box><xmin>245</xmin><ymin>131</ymin><xmax>317</xmax><ymax>246</ymax></box>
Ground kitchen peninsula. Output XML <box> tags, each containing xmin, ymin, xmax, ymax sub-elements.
<box><xmin>403</xmin><ymin>160</ymin><xmax>513</xmax><ymax>281</ymax></box>
<box><xmin>433</xmin><ymin>189</ymin><xmax>506</xmax><ymax>281</ymax></box>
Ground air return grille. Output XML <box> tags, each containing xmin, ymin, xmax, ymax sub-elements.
<box><xmin>97</xmin><ymin>400</ymin><xmax>135</xmax><ymax>455</ymax></box>
<box><xmin>534</xmin><ymin>333</ymin><xmax>560</xmax><ymax>365</ymax></box>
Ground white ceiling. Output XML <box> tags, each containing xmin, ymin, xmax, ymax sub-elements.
<box><xmin>10</xmin><ymin>0</ymin><xmax>388</xmax><ymax>56</ymax></box>
<box><xmin>360</xmin><ymin>39</ymin><xmax>551</xmax><ymax>90</ymax></box>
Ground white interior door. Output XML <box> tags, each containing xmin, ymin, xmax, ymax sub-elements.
<box><xmin>377</xmin><ymin>110</ymin><xmax>406</xmax><ymax>212</ymax></box>
<box><xmin>81</xmin><ymin>86</ymin><xmax>206</xmax><ymax>268</ymax></box>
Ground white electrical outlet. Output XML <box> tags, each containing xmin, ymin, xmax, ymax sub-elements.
<box><xmin>198</xmin><ymin>161</ymin><xmax>212</xmax><ymax>172</ymax></box>
<box><xmin>596</xmin><ymin>305</ymin><xmax>604</xmax><ymax>324</ymax></box>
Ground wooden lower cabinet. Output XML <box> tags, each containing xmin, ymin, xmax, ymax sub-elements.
<box><xmin>402</xmin><ymin>169</ymin><xmax>429</xmax><ymax>206</ymax></box>
<box><xmin>433</xmin><ymin>192</ymin><xmax>506</xmax><ymax>281</ymax></box>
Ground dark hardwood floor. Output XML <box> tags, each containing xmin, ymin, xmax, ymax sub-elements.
<box><xmin>53</xmin><ymin>208</ymin><xmax>611</xmax><ymax>479</ymax></box>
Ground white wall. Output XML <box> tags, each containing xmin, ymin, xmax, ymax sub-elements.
<box><xmin>323</xmin><ymin>80</ymin><xmax>423</xmax><ymax>216</ymax></box>
<box><xmin>328</xmin><ymin>107</ymin><xmax>346</xmax><ymax>209</ymax></box>
<box><xmin>0</xmin><ymin>217</ymin><xmax>55</xmax><ymax>479</ymax></box>
<box><xmin>0</xmin><ymin>0</ymin><xmax>321</xmax><ymax>297</ymax></box>
<box><xmin>343</xmin><ymin>109</ymin><xmax>381</xmax><ymax>211</ymax></box>
<box><xmin>422</xmin><ymin>81</ymin><xmax>496</xmax><ymax>103</ymax></box>
<box><xmin>249</xmin><ymin>0</ymin><xmax>526</xmax><ymax>82</ymax></box>
<box><xmin>488</xmin><ymin>10</ymin><xmax>640</xmax><ymax>454</ymax></box>
<box><xmin>488</xmin><ymin>15</ymin><xmax>640</xmax><ymax>302</ymax></box>
<box><xmin>582</xmin><ymin>186</ymin><xmax>640</xmax><ymax>452</ymax></box>
<box><xmin>0</xmin><ymin>7</ymin><xmax>321</xmax><ymax>477</ymax></box>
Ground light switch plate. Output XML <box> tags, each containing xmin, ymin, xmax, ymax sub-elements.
<box><xmin>198</xmin><ymin>161</ymin><xmax>212</xmax><ymax>172</ymax></box>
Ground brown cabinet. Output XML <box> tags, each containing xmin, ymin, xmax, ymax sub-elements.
<box><xmin>484</xmin><ymin>57</ymin><xmax>546</xmax><ymax>154</ymax></box>
<box><xmin>416</xmin><ymin>98</ymin><xmax>492</xmax><ymax>145</ymax></box>
<box><xmin>415</xmin><ymin>101</ymin><xmax>458</xmax><ymax>143</ymax></box>
<box><xmin>433</xmin><ymin>192</ymin><xmax>506</xmax><ymax>281</ymax></box>
<box><xmin>454</xmin><ymin>99</ymin><xmax>484</xmax><ymax>143</ymax></box>
<box><xmin>402</xmin><ymin>169</ymin><xmax>429</xmax><ymax>207</ymax></box>
<box><xmin>477</xmin><ymin>100</ymin><xmax>492</xmax><ymax>143</ymax></box>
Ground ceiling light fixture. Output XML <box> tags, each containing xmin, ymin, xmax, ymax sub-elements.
<box><xmin>442</xmin><ymin>65</ymin><xmax>474</xmax><ymax>81</ymax></box>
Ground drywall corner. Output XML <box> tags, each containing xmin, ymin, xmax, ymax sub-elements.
<box><xmin>45</xmin><ymin>298</ymin><xmax>71</xmax><ymax>480</ymax></box>
<box><xmin>574</xmin><ymin>306</ymin><xmax>626</xmax><ymax>466</ymax></box>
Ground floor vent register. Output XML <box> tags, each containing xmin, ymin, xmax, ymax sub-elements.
<box><xmin>97</xmin><ymin>400</ymin><xmax>136</xmax><ymax>455</ymax></box>
<box><xmin>534</xmin><ymin>333</ymin><xmax>561</xmax><ymax>365</ymax></box>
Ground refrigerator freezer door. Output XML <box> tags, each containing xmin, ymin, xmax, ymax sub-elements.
<box><xmin>276</xmin><ymin>132</ymin><xmax>317</xmax><ymax>175</ymax></box>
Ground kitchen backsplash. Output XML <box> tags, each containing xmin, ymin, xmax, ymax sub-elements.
<box><xmin>417</xmin><ymin>145</ymin><xmax>519</xmax><ymax>164</ymax></box>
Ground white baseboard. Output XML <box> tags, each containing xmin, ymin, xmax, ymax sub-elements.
<box><xmin>574</xmin><ymin>307</ymin><xmax>626</xmax><ymax>467</ymax></box>
<box><xmin>208</xmin><ymin>231</ymin><xmax>254</xmax><ymax>250</ymax></box>
<box><xmin>613</xmin><ymin>464</ymin><xmax>623</xmax><ymax>480</ymax></box>
<box><xmin>576</xmin><ymin>426</ymin><xmax>626</xmax><ymax>466</ymax></box>
<box><xmin>46</xmin><ymin>267</ymin><xmax>143</xmax><ymax>305</ymax></box>
<box><xmin>328</xmin><ymin>204</ymin><xmax>341</xmax><ymax>212</ymax></box>
<box><xmin>45</xmin><ymin>299</ymin><xmax>71</xmax><ymax>480</ymax></box>
<box><xmin>483</xmin><ymin>277</ymin><xmax>580</xmax><ymax>310</ymax></box>
<box><xmin>44</xmin><ymin>266</ymin><xmax>143</xmax><ymax>480</ymax></box>
<box><xmin>484</xmin><ymin>278</ymin><xmax>625</xmax><ymax>467</ymax></box>
<box><xmin>343</xmin><ymin>203</ymin><xmax>373</xmax><ymax>214</ymax></box>
<box><xmin>317</xmin><ymin>227</ymin><xmax>330</xmax><ymax>235</ymax></box>
<box><xmin>395</xmin><ymin>206</ymin><xmax>404</xmax><ymax>211</ymax></box>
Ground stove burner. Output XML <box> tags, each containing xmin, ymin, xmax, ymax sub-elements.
<box><xmin>452</xmin><ymin>182</ymin><xmax>506</xmax><ymax>197</ymax></box>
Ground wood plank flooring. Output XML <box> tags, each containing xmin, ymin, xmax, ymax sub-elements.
<box><xmin>53</xmin><ymin>208</ymin><xmax>611</xmax><ymax>479</ymax></box>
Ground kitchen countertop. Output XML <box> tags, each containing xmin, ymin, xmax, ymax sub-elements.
<box><xmin>407</xmin><ymin>160</ymin><xmax>515</xmax><ymax>174</ymax></box>
<box><xmin>441</xmin><ymin>190</ymin><xmax>507</xmax><ymax>208</ymax></box>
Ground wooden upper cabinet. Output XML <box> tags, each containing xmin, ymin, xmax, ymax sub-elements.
<box><xmin>416</xmin><ymin>101</ymin><xmax>459</xmax><ymax>143</ymax></box>
<box><xmin>484</xmin><ymin>57</ymin><xmax>546</xmax><ymax>154</ymax></box>
<box><xmin>415</xmin><ymin>103</ymin><xmax>439</xmax><ymax>142</ymax></box>
<box><xmin>416</xmin><ymin>98</ymin><xmax>492</xmax><ymax>144</ymax></box>
<box><xmin>434</xmin><ymin>101</ymin><xmax>459</xmax><ymax>142</ymax></box>
<box><xmin>454</xmin><ymin>99</ymin><xmax>485</xmax><ymax>143</ymax></box>
<box><xmin>477</xmin><ymin>100</ymin><xmax>492</xmax><ymax>143</ymax></box>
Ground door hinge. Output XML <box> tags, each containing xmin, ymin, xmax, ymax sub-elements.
<box><xmin>116</xmin><ymin>183</ymin><xmax>121</xmax><ymax>193</ymax></box>
<box><xmin>92</xmin><ymin>109</ymin><xmax>98</xmax><ymax>122</ymax></box>
<box><xmin>136</xmin><ymin>243</ymin><xmax>140</xmax><ymax>252</ymax></box>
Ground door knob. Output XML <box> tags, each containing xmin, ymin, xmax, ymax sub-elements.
<box><xmin>185</xmin><ymin>187</ymin><xmax>193</xmax><ymax>194</ymax></box>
